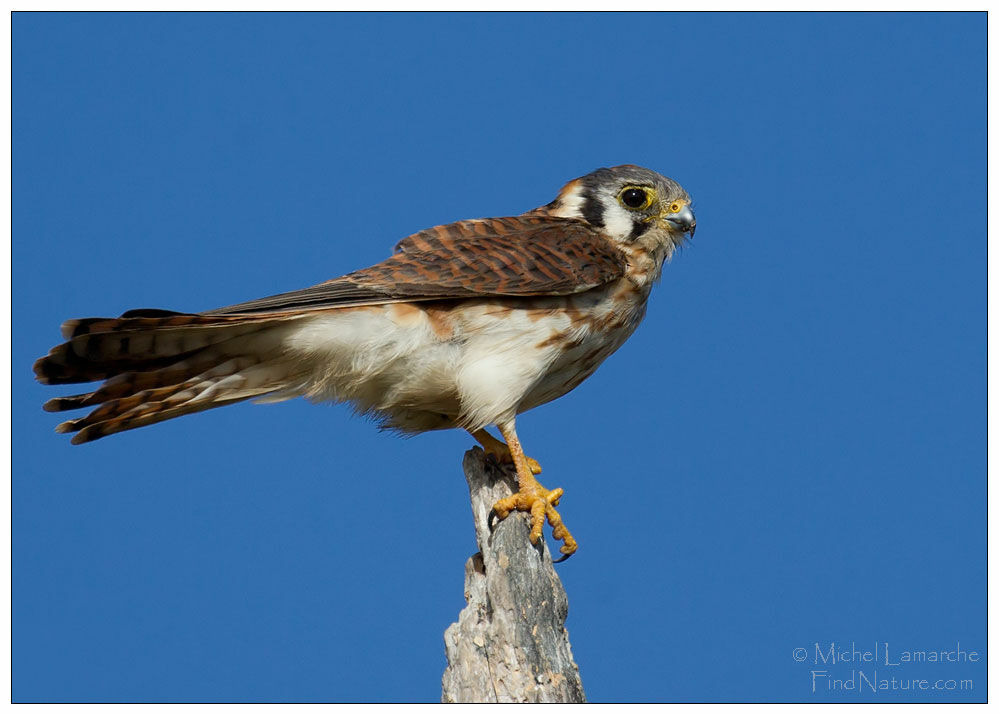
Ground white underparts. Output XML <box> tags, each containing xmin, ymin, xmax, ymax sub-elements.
<box><xmin>278</xmin><ymin>288</ymin><xmax>645</xmax><ymax>433</ymax></box>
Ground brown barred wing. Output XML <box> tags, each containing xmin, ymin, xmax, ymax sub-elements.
<box><xmin>207</xmin><ymin>216</ymin><xmax>625</xmax><ymax>316</ymax></box>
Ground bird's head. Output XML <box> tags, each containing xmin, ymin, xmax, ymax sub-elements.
<box><xmin>544</xmin><ymin>164</ymin><xmax>695</xmax><ymax>256</ymax></box>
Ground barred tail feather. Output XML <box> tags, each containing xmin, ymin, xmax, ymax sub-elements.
<box><xmin>34</xmin><ymin>310</ymin><xmax>307</xmax><ymax>444</ymax></box>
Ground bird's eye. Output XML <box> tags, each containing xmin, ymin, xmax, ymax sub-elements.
<box><xmin>619</xmin><ymin>187</ymin><xmax>652</xmax><ymax>210</ymax></box>
<box><xmin>669</xmin><ymin>201</ymin><xmax>683</xmax><ymax>213</ymax></box>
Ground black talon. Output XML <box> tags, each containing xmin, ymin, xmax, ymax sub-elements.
<box><xmin>553</xmin><ymin>551</ymin><xmax>574</xmax><ymax>564</ymax></box>
<box><xmin>482</xmin><ymin>451</ymin><xmax>501</xmax><ymax>470</ymax></box>
<box><xmin>487</xmin><ymin>507</ymin><xmax>499</xmax><ymax>533</ymax></box>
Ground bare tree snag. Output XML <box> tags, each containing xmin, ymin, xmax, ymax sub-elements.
<box><xmin>441</xmin><ymin>447</ymin><xmax>586</xmax><ymax>703</ymax></box>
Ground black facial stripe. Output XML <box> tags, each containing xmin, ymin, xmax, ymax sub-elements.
<box><xmin>628</xmin><ymin>220</ymin><xmax>651</xmax><ymax>241</ymax></box>
<box><xmin>580</xmin><ymin>189</ymin><xmax>605</xmax><ymax>228</ymax></box>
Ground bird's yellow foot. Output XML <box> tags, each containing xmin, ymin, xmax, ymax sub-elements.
<box><xmin>478</xmin><ymin>422</ymin><xmax>578</xmax><ymax>560</ymax></box>
<box><xmin>470</xmin><ymin>429</ymin><xmax>542</xmax><ymax>475</ymax></box>
<box><xmin>492</xmin><ymin>478</ymin><xmax>578</xmax><ymax>559</ymax></box>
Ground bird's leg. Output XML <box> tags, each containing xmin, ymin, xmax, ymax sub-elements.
<box><xmin>489</xmin><ymin>420</ymin><xmax>578</xmax><ymax>558</ymax></box>
<box><xmin>469</xmin><ymin>428</ymin><xmax>542</xmax><ymax>475</ymax></box>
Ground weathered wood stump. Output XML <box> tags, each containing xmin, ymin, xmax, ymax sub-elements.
<box><xmin>441</xmin><ymin>447</ymin><xmax>586</xmax><ymax>703</ymax></box>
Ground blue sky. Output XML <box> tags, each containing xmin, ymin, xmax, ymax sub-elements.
<box><xmin>13</xmin><ymin>12</ymin><xmax>985</xmax><ymax>703</ymax></box>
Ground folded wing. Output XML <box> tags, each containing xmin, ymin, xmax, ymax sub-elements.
<box><xmin>207</xmin><ymin>216</ymin><xmax>626</xmax><ymax>315</ymax></box>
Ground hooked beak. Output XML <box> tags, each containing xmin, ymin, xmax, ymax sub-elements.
<box><xmin>663</xmin><ymin>203</ymin><xmax>696</xmax><ymax>238</ymax></box>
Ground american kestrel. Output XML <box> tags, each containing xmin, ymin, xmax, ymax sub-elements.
<box><xmin>35</xmin><ymin>164</ymin><xmax>695</xmax><ymax>558</ymax></box>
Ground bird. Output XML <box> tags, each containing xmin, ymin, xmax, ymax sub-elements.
<box><xmin>34</xmin><ymin>164</ymin><xmax>695</xmax><ymax>558</ymax></box>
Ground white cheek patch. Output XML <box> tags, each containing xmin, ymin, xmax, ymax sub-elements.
<box><xmin>602</xmin><ymin>204</ymin><xmax>636</xmax><ymax>242</ymax></box>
